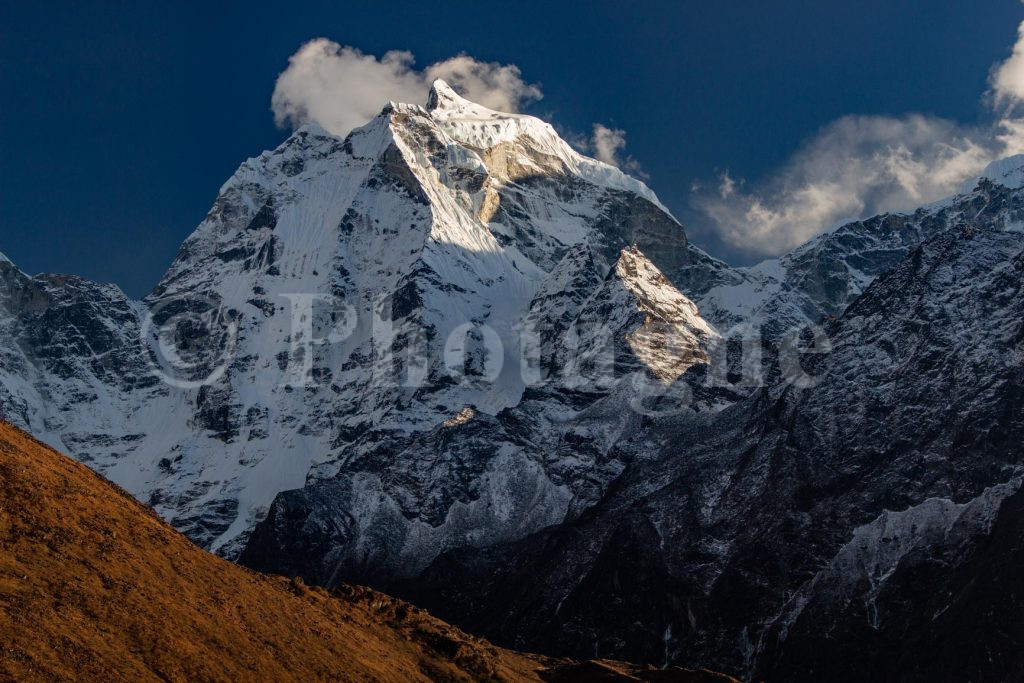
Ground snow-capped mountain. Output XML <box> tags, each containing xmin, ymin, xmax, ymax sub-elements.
<box><xmin>4</xmin><ymin>79</ymin><xmax>1024</xmax><ymax>681</ymax></box>
<box><xmin>0</xmin><ymin>80</ymin><xmax>724</xmax><ymax>562</ymax></box>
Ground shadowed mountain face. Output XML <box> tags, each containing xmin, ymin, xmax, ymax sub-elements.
<box><xmin>395</xmin><ymin>192</ymin><xmax>1024</xmax><ymax>680</ymax></box>
<box><xmin>0</xmin><ymin>419</ymin><xmax>735</xmax><ymax>683</ymax></box>
<box><xmin>2</xmin><ymin>77</ymin><xmax>1024</xmax><ymax>680</ymax></box>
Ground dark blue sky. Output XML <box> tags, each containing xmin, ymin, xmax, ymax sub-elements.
<box><xmin>2</xmin><ymin>1</ymin><xmax>1022</xmax><ymax>297</ymax></box>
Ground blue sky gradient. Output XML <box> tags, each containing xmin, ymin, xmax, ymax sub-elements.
<box><xmin>2</xmin><ymin>1</ymin><xmax>1022</xmax><ymax>296</ymax></box>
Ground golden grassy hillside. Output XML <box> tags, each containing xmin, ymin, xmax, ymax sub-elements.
<box><xmin>0</xmin><ymin>420</ymin><xmax>735</xmax><ymax>682</ymax></box>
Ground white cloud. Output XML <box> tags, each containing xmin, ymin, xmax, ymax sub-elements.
<box><xmin>587</xmin><ymin>124</ymin><xmax>647</xmax><ymax>179</ymax></box>
<box><xmin>424</xmin><ymin>56</ymin><xmax>541</xmax><ymax>113</ymax></box>
<box><xmin>271</xmin><ymin>39</ymin><xmax>542</xmax><ymax>137</ymax></box>
<box><xmin>591</xmin><ymin>124</ymin><xmax>627</xmax><ymax>166</ymax></box>
<box><xmin>694</xmin><ymin>115</ymin><xmax>1024</xmax><ymax>255</ymax></box>
<box><xmin>272</xmin><ymin>39</ymin><xmax>654</xmax><ymax>183</ymax></box>
<box><xmin>694</xmin><ymin>18</ymin><xmax>1024</xmax><ymax>256</ymax></box>
<box><xmin>992</xmin><ymin>20</ymin><xmax>1024</xmax><ymax>109</ymax></box>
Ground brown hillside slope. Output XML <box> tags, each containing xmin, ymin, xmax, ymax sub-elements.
<box><xmin>0</xmin><ymin>421</ymin><xmax>735</xmax><ymax>682</ymax></box>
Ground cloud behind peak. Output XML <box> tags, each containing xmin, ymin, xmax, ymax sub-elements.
<box><xmin>271</xmin><ymin>39</ymin><xmax>542</xmax><ymax>137</ymax></box>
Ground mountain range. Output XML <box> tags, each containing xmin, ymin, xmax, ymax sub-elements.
<box><xmin>2</xmin><ymin>80</ymin><xmax>1023</xmax><ymax>680</ymax></box>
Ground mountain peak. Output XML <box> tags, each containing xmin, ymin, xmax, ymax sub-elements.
<box><xmin>293</xmin><ymin>120</ymin><xmax>336</xmax><ymax>139</ymax></box>
<box><xmin>972</xmin><ymin>154</ymin><xmax>1024</xmax><ymax>191</ymax></box>
<box><xmin>955</xmin><ymin>154</ymin><xmax>1024</xmax><ymax>196</ymax></box>
<box><xmin>0</xmin><ymin>250</ymin><xmax>25</xmax><ymax>279</ymax></box>
<box><xmin>425</xmin><ymin>78</ymin><xmax>466</xmax><ymax>112</ymax></box>
<box><xmin>422</xmin><ymin>83</ymin><xmax>669</xmax><ymax>212</ymax></box>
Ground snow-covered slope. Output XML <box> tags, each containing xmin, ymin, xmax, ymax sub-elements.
<box><xmin>769</xmin><ymin>476</ymin><xmax>1022</xmax><ymax>643</ymax></box>
<box><xmin>695</xmin><ymin>161</ymin><xmax>1024</xmax><ymax>335</ymax></box>
<box><xmin>962</xmin><ymin>153</ymin><xmax>1024</xmax><ymax>192</ymax></box>
<box><xmin>426</xmin><ymin>80</ymin><xmax>667</xmax><ymax>211</ymax></box>
<box><xmin>239</xmin><ymin>243</ymin><xmax>720</xmax><ymax>581</ymax></box>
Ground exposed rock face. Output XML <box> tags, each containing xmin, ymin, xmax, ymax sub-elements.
<box><xmin>395</xmin><ymin>186</ymin><xmax>1024</xmax><ymax>680</ymax></box>
<box><xmin>0</xmin><ymin>258</ymin><xmax>161</xmax><ymax>466</ymax></box>
<box><xmin>760</xmin><ymin>480</ymin><xmax>1024</xmax><ymax>681</ymax></box>
<box><xmin>239</xmin><ymin>243</ymin><xmax>720</xmax><ymax>583</ymax></box>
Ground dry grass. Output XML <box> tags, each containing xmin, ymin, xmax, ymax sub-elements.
<box><xmin>0</xmin><ymin>420</ymin><xmax>735</xmax><ymax>682</ymax></box>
